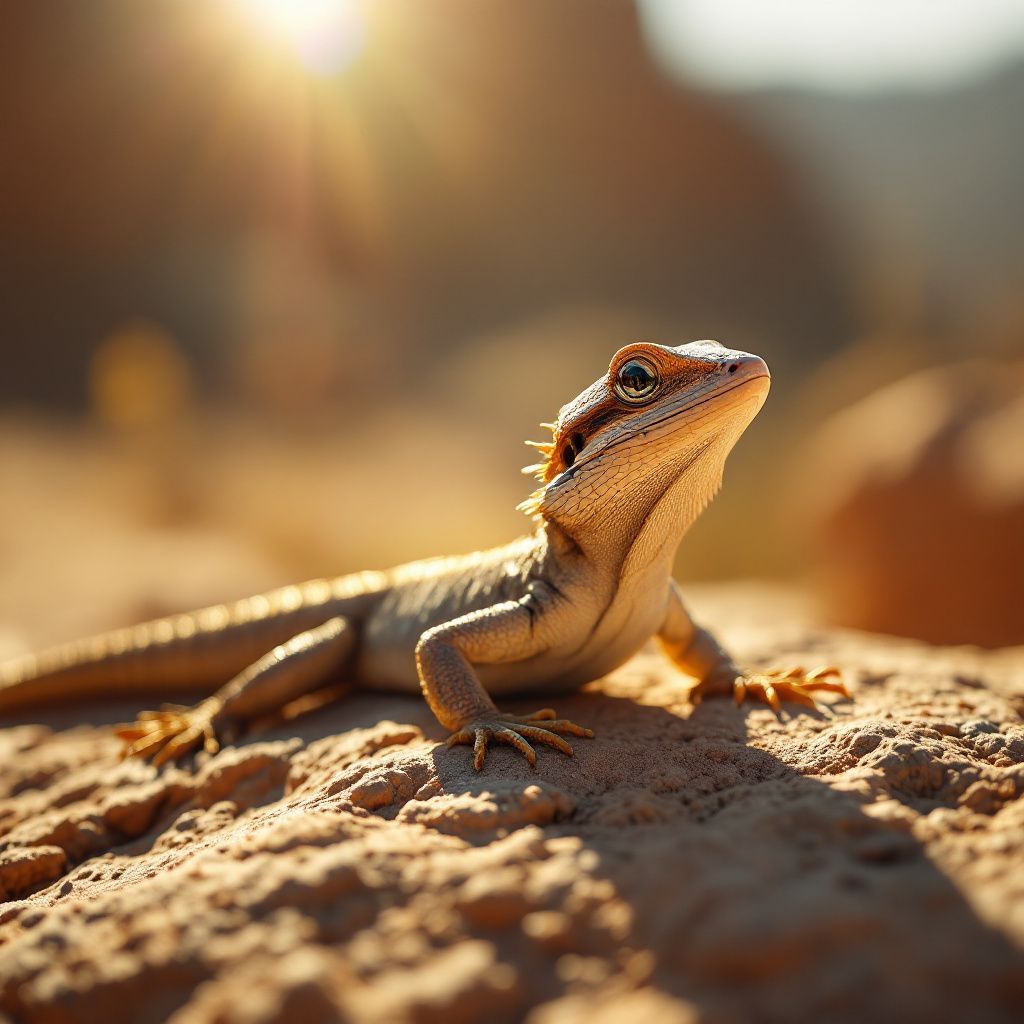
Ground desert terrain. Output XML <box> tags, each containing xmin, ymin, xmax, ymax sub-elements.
<box><xmin>1</xmin><ymin>585</ymin><xmax>1021</xmax><ymax>1023</ymax></box>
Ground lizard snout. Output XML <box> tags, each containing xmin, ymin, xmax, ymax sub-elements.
<box><xmin>724</xmin><ymin>352</ymin><xmax>770</xmax><ymax>383</ymax></box>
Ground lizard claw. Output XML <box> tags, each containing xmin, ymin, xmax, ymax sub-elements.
<box><xmin>445</xmin><ymin>709</ymin><xmax>594</xmax><ymax>771</ymax></box>
<box><xmin>690</xmin><ymin>665</ymin><xmax>850</xmax><ymax>713</ymax></box>
<box><xmin>115</xmin><ymin>701</ymin><xmax>221</xmax><ymax>766</ymax></box>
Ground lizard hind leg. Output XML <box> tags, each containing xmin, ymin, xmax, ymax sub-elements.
<box><xmin>117</xmin><ymin>616</ymin><xmax>355</xmax><ymax>766</ymax></box>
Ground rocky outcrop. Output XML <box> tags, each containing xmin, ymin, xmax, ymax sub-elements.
<box><xmin>1</xmin><ymin>587</ymin><xmax>1022</xmax><ymax>1023</ymax></box>
<box><xmin>808</xmin><ymin>360</ymin><xmax>1024</xmax><ymax>647</ymax></box>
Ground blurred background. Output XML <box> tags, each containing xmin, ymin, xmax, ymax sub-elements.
<box><xmin>1</xmin><ymin>0</ymin><xmax>1023</xmax><ymax>651</ymax></box>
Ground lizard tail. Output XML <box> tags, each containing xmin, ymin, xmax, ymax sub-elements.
<box><xmin>0</xmin><ymin>577</ymin><xmax>379</xmax><ymax>716</ymax></box>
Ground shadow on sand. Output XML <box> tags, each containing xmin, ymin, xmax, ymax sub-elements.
<box><xmin>417</xmin><ymin>688</ymin><xmax>1024</xmax><ymax>1024</ymax></box>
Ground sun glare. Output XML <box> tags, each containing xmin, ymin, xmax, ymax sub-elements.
<box><xmin>234</xmin><ymin>0</ymin><xmax>366</xmax><ymax>76</ymax></box>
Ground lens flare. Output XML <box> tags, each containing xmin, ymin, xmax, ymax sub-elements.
<box><xmin>234</xmin><ymin>0</ymin><xmax>366</xmax><ymax>76</ymax></box>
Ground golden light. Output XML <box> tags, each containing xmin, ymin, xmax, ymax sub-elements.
<box><xmin>233</xmin><ymin>0</ymin><xmax>366</xmax><ymax>76</ymax></box>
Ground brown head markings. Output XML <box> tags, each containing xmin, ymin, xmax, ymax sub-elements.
<box><xmin>519</xmin><ymin>342</ymin><xmax>720</xmax><ymax>513</ymax></box>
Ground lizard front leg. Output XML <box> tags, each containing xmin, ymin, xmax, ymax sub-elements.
<box><xmin>657</xmin><ymin>581</ymin><xmax>849</xmax><ymax>710</ymax></box>
<box><xmin>415</xmin><ymin>599</ymin><xmax>593</xmax><ymax>771</ymax></box>
<box><xmin>118</xmin><ymin>616</ymin><xmax>355</xmax><ymax>765</ymax></box>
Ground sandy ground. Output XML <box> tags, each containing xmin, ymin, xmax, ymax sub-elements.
<box><xmin>0</xmin><ymin>584</ymin><xmax>1022</xmax><ymax>1023</ymax></box>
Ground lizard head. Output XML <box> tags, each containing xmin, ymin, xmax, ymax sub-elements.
<box><xmin>519</xmin><ymin>340</ymin><xmax>770</xmax><ymax>539</ymax></box>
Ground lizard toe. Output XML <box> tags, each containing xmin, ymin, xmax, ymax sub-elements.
<box><xmin>152</xmin><ymin>725</ymin><xmax>203</xmax><ymax>767</ymax></box>
<box><xmin>534</xmin><ymin>719</ymin><xmax>594</xmax><ymax>738</ymax></box>
<box><xmin>121</xmin><ymin>730</ymin><xmax>171</xmax><ymax>762</ymax></box>
<box><xmin>520</xmin><ymin>708</ymin><xmax>557</xmax><ymax>722</ymax></box>
<box><xmin>444</xmin><ymin>728</ymin><xmax>473</xmax><ymax>749</ymax></box>
<box><xmin>472</xmin><ymin>728</ymin><xmax>491</xmax><ymax>771</ymax></box>
<box><xmin>515</xmin><ymin>724</ymin><xmax>574</xmax><ymax>757</ymax></box>
<box><xmin>493</xmin><ymin>727</ymin><xmax>538</xmax><ymax>767</ymax></box>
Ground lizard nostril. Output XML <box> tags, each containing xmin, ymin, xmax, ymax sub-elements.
<box><xmin>728</xmin><ymin>363</ymin><xmax>739</xmax><ymax>374</ymax></box>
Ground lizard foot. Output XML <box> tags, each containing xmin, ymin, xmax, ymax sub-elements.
<box><xmin>690</xmin><ymin>665</ymin><xmax>850</xmax><ymax>712</ymax></box>
<box><xmin>115</xmin><ymin>700</ymin><xmax>221</xmax><ymax>766</ymax></box>
<box><xmin>445</xmin><ymin>708</ymin><xmax>595</xmax><ymax>771</ymax></box>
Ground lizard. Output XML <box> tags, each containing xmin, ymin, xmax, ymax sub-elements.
<box><xmin>0</xmin><ymin>340</ymin><xmax>847</xmax><ymax>770</ymax></box>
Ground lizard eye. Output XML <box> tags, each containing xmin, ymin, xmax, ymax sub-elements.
<box><xmin>615</xmin><ymin>357</ymin><xmax>659</xmax><ymax>404</ymax></box>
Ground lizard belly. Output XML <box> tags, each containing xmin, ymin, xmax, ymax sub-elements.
<box><xmin>352</xmin><ymin>556</ymin><xmax>670</xmax><ymax>700</ymax></box>
<box><xmin>353</xmin><ymin>616</ymin><xmax>425</xmax><ymax>694</ymax></box>
<box><xmin>352</xmin><ymin>595</ymin><xmax>654</xmax><ymax>698</ymax></box>
<box><xmin>477</xmin><ymin>584</ymin><xmax>669</xmax><ymax>697</ymax></box>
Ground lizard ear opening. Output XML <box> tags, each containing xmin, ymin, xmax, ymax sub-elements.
<box><xmin>563</xmin><ymin>431</ymin><xmax>586</xmax><ymax>469</ymax></box>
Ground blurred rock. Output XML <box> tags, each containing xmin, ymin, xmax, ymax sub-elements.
<box><xmin>0</xmin><ymin>586</ymin><xmax>1021</xmax><ymax>1022</ymax></box>
<box><xmin>0</xmin><ymin>0</ymin><xmax>852</xmax><ymax>411</ymax></box>
<box><xmin>806</xmin><ymin>360</ymin><xmax>1024</xmax><ymax>646</ymax></box>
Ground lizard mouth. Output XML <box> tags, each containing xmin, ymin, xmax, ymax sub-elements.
<box><xmin>623</xmin><ymin>374</ymin><xmax>768</xmax><ymax>440</ymax></box>
<box><xmin>550</xmin><ymin>373</ymin><xmax>769</xmax><ymax>486</ymax></box>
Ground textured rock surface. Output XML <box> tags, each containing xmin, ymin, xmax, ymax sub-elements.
<box><xmin>1</xmin><ymin>586</ymin><xmax>1022</xmax><ymax>1023</ymax></box>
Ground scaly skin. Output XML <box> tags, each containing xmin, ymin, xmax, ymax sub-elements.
<box><xmin>0</xmin><ymin>340</ymin><xmax>848</xmax><ymax>769</ymax></box>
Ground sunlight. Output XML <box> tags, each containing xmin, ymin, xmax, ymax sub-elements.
<box><xmin>233</xmin><ymin>0</ymin><xmax>366</xmax><ymax>76</ymax></box>
<box><xmin>639</xmin><ymin>0</ymin><xmax>1024</xmax><ymax>90</ymax></box>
